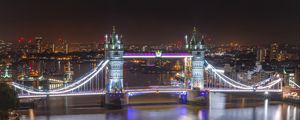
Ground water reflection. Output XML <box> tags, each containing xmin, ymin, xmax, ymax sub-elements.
<box><xmin>198</xmin><ymin>110</ymin><xmax>208</xmax><ymax>120</ymax></box>
<box><xmin>264</xmin><ymin>99</ymin><xmax>268</xmax><ymax>120</ymax></box>
<box><xmin>293</xmin><ymin>106</ymin><xmax>297</xmax><ymax>120</ymax></box>
<box><xmin>123</xmin><ymin>106</ymin><xmax>197</xmax><ymax>120</ymax></box>
<box><xmin>286</xmin><ymin>105</ymin><xmax>298</xmax><ymax>120</ymax></box>
<box><xmin>28</xmin><ymin>109</ymin><xmax>34</xmax><ymax>120</ymax></box>
<box><xmin>287</xmin><ymin>105</ymin><xmax>290</xmax><ymax>120</ymax></box>
<box><xmin>20</xmin><ymin>94</ymin><xmax>300</xmax><ymax>120</ymax></box>
<box><xmin>126</xmin><ymin>107</ymin><xmax>137</xmax><ymax>120</ymax></box>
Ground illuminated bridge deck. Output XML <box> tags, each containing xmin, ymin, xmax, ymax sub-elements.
<box><xmin>123</xmin><ymin>53</ymin><xmax>193</xmax><ymax>58</ymax></box>
<box><xmin>18</xmin><ymin>88</ymin><xmax>283</xmax><ymax>98</ymax></box>
<box><xmin>18</xmin><ymin>91</ymin><xmax>106</xmax><ymax>98</ymax></box>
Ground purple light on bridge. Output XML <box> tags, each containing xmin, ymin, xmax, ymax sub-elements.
<box><xmin>162</xmin><ymin>53</ymin><xmax>191</xmax><ymax>56</ymax></box>
<box><xmin>124</xmin><ymin>53</ymin><xmax>155</xmax><ymax>56</ymax></box>
<box><xmin>199</xmin><ymin>91</ymin><xmax>208</xmax><ymax>96</ymax></box>
<box><xmin>123</xmin><ymin>52</ymin><xmax>192</xmax><ymax>58</ymax></box>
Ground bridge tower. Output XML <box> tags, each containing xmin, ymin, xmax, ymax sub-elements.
<box><xmin>184</xmin><ymin>27</ymin><xmax>205</xmax><ymax>89</ymax></box>
<box><xmin>104</xmin><ymin>26</ymin><xmax>124</xmax><ymax>93</ymax></box>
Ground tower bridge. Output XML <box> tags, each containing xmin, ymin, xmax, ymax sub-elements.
<box><xmin>11</xmin><ymin>27</ymin><xmax>296</xmax><ymax>107</ymax></box>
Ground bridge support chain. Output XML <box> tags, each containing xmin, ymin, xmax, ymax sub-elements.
<box><xmin>104</xmin><ymin>93</ymin><xmax>128</xmax><ymax>109</ymax></box>
<box><xmin>186</xmin><ymin>90</ymin><xmax>209</xmax><ymax>106</ymax></box>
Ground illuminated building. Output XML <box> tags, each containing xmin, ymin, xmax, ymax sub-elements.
<box><xmin>0</xmin><ymin>40</ymin><xmax>12</xmax><ymax>53</ymax></box>
<box><xmin>284</xmin><ymin>67</ymin><xmax>300</xmax><ymax>88</ymax></box>
<box><xmin>17</xmin><ymin>37</ymin><xmax>35</xmax><ymax>54</ymax></box>
<box><xmin>35</xmin><ymin>37</ymin><xmax>42</xmax><ymax>53</ymax></box>
<box><xmin>270</xmin><ymin>42</ymin><xmax>279</xmax><ymax>60</ymax></box>
<box><xmin>51</xmin><ymin>43</ymin><xmax>55</xmax><ymax>53</ymax></box>
<box><xmin>65</xmin><ymin>43</ymin><xmax>69</xmax><ymax>54</ymax></box>
<box><xmin>184</xmin><ymin>27</ymin><xmax>205</xmax><ymax>89</ymax></box>
<box><xmin>256</xmin><ymin>48</ymin><xmax>268</xmax><ymax>62</ymax></box>
<box><xmin>53</xmin><ymin>38</ymin><xmax>68</xmax><ymax>53</ymax></box>
<box><xmin>1</xmin><ymin>65</ymin><xmax>12</xmax><ymax>79</ymax></box>
<box><xmin>64</xmin><ymin>62</ymin><xmax>73</xmax><ymax>82</ymax></box>
<box><xmin>105</xmin><ymin>26</ymin><xmax>124</xmax><ymax>93</ymax></box>
<box><xmin>173</xmin><ymin>60</ymin><xmax>181</xmax><ymax>71</ymax></box>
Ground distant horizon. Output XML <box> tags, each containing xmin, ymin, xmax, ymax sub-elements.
<box><xmin>1</xmin><ymin>37</ymin><xmax>298</xmax><ymax>47</ymax></box>
<box><xmin>1</xmin><ymin>26</ymin><xmax>299</xmax><ymax>46</ymax></box>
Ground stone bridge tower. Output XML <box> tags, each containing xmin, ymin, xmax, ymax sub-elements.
<box><xmin>105</xmin><ymin>26</ymin><xmax>124</xmax><ymax>93</ymax></box>
<box><xmin>184</xmin><ymin>27</ymin><xmax>205</xmax><ymax>89</ymax></box>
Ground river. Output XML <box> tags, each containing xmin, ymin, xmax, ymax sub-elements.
<box><xmin>19</xmin><ymin>93</ymin><xmax>299</xmax><ymax>120</ymax></box>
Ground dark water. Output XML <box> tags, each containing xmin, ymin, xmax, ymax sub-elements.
<box><xmin>20</xmin><ymin>93</ymin><xmax>300</xmax><ymax>120</ymax></box>
<box><xmin>18</xmin><ymin>61</ymin><xmax>300</xmax><ymax>120</ymax></box>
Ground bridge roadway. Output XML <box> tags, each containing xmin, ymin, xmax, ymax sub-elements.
<box><xmin>18</xmin><ymin>87</ymin><xmax>282</xmax><ymax>98</ymax></box>
<box><xmin>17</xmin><ymin>87</ymin><xmax>186</xmax><ymax>98</ymax></box>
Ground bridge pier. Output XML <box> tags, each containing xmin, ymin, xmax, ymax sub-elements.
<box><xmin>100</xmin><ymin>94</ymin><xmax>105</xmax><ymax>107</ymax></box>
<box><xmin>104</xmin><ymin>93</ymin><xmax>128</xmax><ymax>109</ymax></box>
<box><xmin>178</xmin><ymin>93</ymin><xmax>188</xmax><ymax>104</ymax></box>
<box><xmin>264</xmin><ymin>92</ymin><xmax>282</xmax><ymax>101</ymax></box>
<box><xmin>186</xmin><ymin>90</ymin><xmax>209</xmax><ymax>105</ymax></box>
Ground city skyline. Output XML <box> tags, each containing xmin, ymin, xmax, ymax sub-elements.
<box><xmin>0</xmin><ymin>0</ymin><xmax>299</xmax><ymax>45</ymax></box>
<box><xmin>1</xmin><ymin>1</ymin><xmax>300</xmax><ymax>119</ymax></box>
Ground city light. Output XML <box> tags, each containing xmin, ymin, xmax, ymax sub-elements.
<box><xmin>0</xmin><ymin>1</ymin><xmax>298</xmax><ymax>119</ymax></box>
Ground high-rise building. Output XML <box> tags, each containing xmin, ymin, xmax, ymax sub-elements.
<box><xmin>0</xmin><ymin>40</ymin><xmax>6</xmax><ymax>53</ymax></box>
<box><xmin>0</xmin><ymin>40</ymin><xmax>13</xmax><ymax>53</ymax></box>
<box><xmin>35</xmin><ymin>37</ymin><xmax>42</xmax><ymax>53</ymax></box>
<box><xmin>65</xmin><ymin>43</ymin><xmax>69</xmax><ymax>54</ymax></box>
<box><xmin>51</xmin><ymin>43</ymin><xmax>55</xmax><ymax>53</ymax></box>
<box><xmin>270</xmin><ymin>42</ymin><xmax>279</xmax><ymax>60</ymax></box>
<box><xmin>256</xmin><ymin>48</ymin><xmax>267</xmax><ymax>62</ymax></box>
<box><xmin>277</xmin><ymin>50</ymin><xmax>288</xmax><ymax>61</ymax></box>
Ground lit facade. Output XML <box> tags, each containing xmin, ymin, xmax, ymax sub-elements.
<box><xmin>35</xmin><ymin>37</ymin><xmax>42</xmax><ymax>53</ymax></box>
<box><xmin>105</xmin><ymin>27</ymin><xmax>124</xmax><ymax>93</ymax></box>
<box><xmin>270</xmin><ymin>42</ymin><xmax>279</xmax><ymax>60</ymax></box>
<box><xmin>184</xmin><ymin>27</ymin><xmax>205</xmax><ymax>89</ymax></box>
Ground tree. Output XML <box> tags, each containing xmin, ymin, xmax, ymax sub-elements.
<box><xmin>0</xmin><ymin>82</ymin><xmax>19</xmax><ymax>119</ymax></box>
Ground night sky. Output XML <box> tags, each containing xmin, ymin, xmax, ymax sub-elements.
<box><xmin>0</xmin><ymin>0</ymin><xmax>299</xmax><ymax>45</ymax></box>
